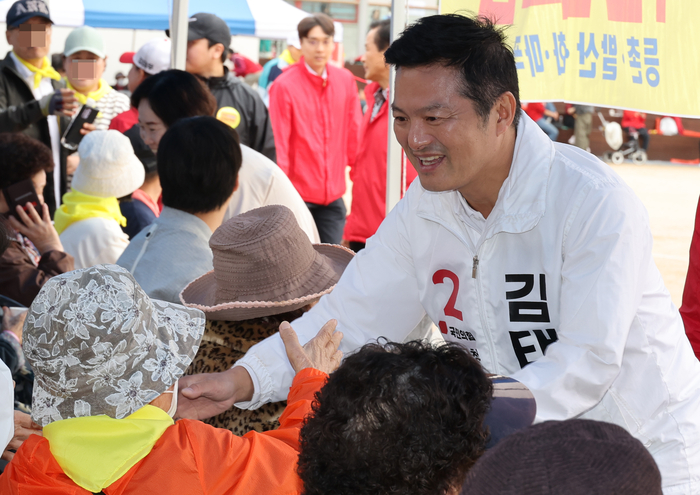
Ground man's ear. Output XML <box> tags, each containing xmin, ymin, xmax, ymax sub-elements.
<box><xmin>211</xmin><ymin>43</ymin><xmax>225</xmax><ymax>61</ymax></box>
<box><xmin>494</xmin><ymin>91</ymin><xmax>517</xmax><ymax>136</ymax></box>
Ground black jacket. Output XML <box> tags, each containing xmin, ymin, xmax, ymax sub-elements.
<box><xmin>204</xmin><ymin>68</ymin><xmax>276</xmax><ymax>162</ymax></box>
<box><xmin>0</xmin><ymin>52</ymin><xmax>70</xmax><ymax>215</ymax></box>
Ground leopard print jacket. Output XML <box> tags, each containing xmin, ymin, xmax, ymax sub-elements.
<box><xmin>186</xmin><ymin>309</ymin><xmax>305</xmax><ymax>435</ymax></box>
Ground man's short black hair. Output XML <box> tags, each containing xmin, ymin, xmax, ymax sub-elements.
<box><xmin>157</xmin><ymin>116</ymin><xmax>241</xmax><ymax>214</ymax></box>
<box><xmin>131</xmin><ymin>69</ymin><xmax>217</xmax><ymax>127</ymax></box>
<box><xmin>298</xmin><ymin>13</ymin><xmax>334</xmax><ymax>40</ymax></box>
<box><xmin>298</xmin><ymin>340</ymin><xmax>493</xmax><ymax>495</ymax></box>
<box><xmin>0</xmin><ymin>133</ymin><xmax>53</xmax><ymax>189</ymax></box>
<box><xmin>369</xmin><ymin>19</ymin><xmax>390</xmax><ymax>52</ymax></box>
<box><xmin>384</xmin><ymin>14</ymin><xmax>521</xmax><ymax>128</ymax></box>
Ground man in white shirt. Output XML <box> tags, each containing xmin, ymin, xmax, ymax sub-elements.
<box><xmin>178</xmin><ymin>15</ymin><xmax>700</xmax><ymax>494</ymax></box>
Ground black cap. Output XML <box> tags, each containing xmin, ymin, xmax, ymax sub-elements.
<box><xmin>6</xmin><ymin>0</ymin><xmax>52</xmax><ymax>28</ymax></box>
<box><xmin>165</xmin><ymin>12</ymin><xmax>230</xmax><ymax>49</ymax></box>
<box><xmin>124</xmin><ymin>125</ymin><xmax>157</xmax><ymax>175</ymax></box>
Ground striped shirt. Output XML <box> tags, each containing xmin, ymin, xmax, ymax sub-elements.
<box><xmin>93</xmin><ymin>87</ymin><xmax>131</xmax><ymax>130</ymax></box>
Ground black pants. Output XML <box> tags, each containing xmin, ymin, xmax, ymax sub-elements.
<box><xmin>625</xmin><ymin>127</ymin><xmax>649</xmax><ymax>151</ymax></box>
<box><xmin>306</xmin><ymin>198</ymin><xmax>347</xmax><ymax>244</ymax></box>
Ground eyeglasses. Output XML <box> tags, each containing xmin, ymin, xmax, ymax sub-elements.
<box><xmin>303</xmin><ymin>37</ymin><xmax>333</xmax><ymax>48</ymax></box>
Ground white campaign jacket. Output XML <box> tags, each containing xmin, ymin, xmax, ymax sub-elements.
<box><xmin>235</xmin><ymin>114</ymin><xmax>700</xmax><ymax>493</ymax></box>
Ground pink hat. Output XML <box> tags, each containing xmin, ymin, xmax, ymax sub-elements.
<box><xmin>180</xmin><ymin>205</ymin><xmax>354</xmax><ymax>321</ymax></box>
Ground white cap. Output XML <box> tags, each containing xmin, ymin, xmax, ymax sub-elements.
<box><xmin>131</xmin><ymin>38</ymin><xmax>171</xmax><ymax>75</ymax></box>
<box><xmin>74</xmin><ymin>130</ymin><xmax>145</xmax><ymax>199</ymax></box>
<box><xmin>286</xmin><ymin>32</ymin><xmax>301</xmax><ymax>49</ymax></box>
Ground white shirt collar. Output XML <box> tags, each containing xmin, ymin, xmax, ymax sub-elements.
<box><xmin>304</xmin><ymin>61</ymin><xmax>327</xmax><ymax>80</ymax></box>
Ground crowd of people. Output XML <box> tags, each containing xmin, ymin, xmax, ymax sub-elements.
<box><xmin>1</xmin><ymin>0</ymin><xmax>700</xmax><ymax>493</ymax></box>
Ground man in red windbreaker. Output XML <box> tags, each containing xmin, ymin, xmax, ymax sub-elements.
<box><xmin>680</xmin><ymin>197</ymin><xmax>700</xmax><ymax>360</ymax></box>
<box><xmin>343</xmin><ymin>19</ymin><xmax>417</xmax><ymax>252</ymax></box>
<box><xmin>269</xmin><ymin>13</ymin><xmax>361</xmax><ymax>244</ymax></box>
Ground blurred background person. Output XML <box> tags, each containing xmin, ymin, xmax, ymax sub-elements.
<box><xmin>343</xmin><ymin>19</ymin><xmax>417</xmax><ymax>253</ymax></box>
<box><xmin>0</xmin><ymin>0</ymin><xmax>79</xmax><ymax>215</ymax></box>
<box><xmin>176</xmin><ymin>12</ymin><xmax>276</xmax><ymax>161</ymax></box>
<box><xmin>622</xmin><ymin>110</ymin><xmax>649</xmax><ymax>152</ymax></box>
<box><xmin>257</xmin><ymin>33</ymin><xmax>301</xmax><ymax>106</ymax></box>
<box><xmin>269</xmin><ymin>13</ymin><xmax>361</xmax><ymax>244</ymax></box>
<box><xmin>523</xmin><ymin>101</ymin><xmax>559</xmax><ymax>141</ymax></box>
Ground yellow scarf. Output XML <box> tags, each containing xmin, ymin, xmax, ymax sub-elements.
<box><xmin>43</xmin><ymin>405</ymin><xmax>173</xmax><ymax>493</ymax></box>
<box><xmin>280</xmin><ymin>49</ymin><xmax>296</xmax><ymax>66</ymax></box>
<box><xmin>12</xmin><ymin>51</ymin><xmax>61</xmax><ymax>89</ymax></box>
<box><xmin>54</xmin><ymin>190</ymin><xmax>127</xmax><ymax>235</ymax></box>
<box><xmin>66</xmin><ymin>78</ymin><xmax>111</xmax><ymax>105</ymax></box>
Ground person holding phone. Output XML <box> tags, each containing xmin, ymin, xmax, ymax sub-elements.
<box><xmin>0</xmin><ymin>0</ymin><xmax>79</xmax><ymax>215</ymax></box>
<box><xmin>0</xmin><ymin>133</ymin><xmax>74</xmax><ymax>307</ymax></box>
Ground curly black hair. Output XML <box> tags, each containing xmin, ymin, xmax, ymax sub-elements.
<box><xmin>0</xmin><ymin>133</ymin><xmax>53</xmax><ymax>189</ymax></box>
<box><xmin>297</xmin><ymin>340</ymin><xmax>493</xmax><ymax>495</ymax></box>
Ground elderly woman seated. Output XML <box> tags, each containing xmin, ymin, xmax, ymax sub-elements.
<box><xmin>0</xmin><ymin>264</ymin><xmax>341</xmax><ymax>493</ymax></box>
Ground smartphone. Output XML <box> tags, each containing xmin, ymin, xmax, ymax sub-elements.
<box><xmin>2</xmin><ymin>179</ymin><xmax>41</xmax><ymax>219</ymax></box>
<box><xmin>61</xmin><ymin>103</ymin><xmax>99</xmax><ymax>151</ymax></box>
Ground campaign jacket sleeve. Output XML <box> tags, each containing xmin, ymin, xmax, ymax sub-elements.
<box><xmin>234</xmin><ymin>192</ymin><xmax>427</xmax><ymax>408</ymax></box>
<box><xmin>0</xmin><ymin>84</ymin><xmax>44</xmax><ymax>133</ymax></box>
<box><xmin>268</xmin><ymin>82</ymin><xmax>293</xmax><ymax>175</ymax></box>
<box><xmin>344</xmin><ymin>77</ymin><xmax>362</xmax><ymax>171</ymax></box>
<box><xmin>511</xmin><ymin>182</ymin><xmax>651</xmax><ymax>421</ymax></box>
<box><xmin>680</xmin><ymin>196</ymin><xmax>700</xmax><ymax>360</ymax></box>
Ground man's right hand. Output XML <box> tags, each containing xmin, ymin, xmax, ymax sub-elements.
<box><xmin>177</xmin><ymin>320</ymin><xmax>343</xmax><ymax>420</ymax></box>
<box><xmin>39</xmin><ymin>88</ymin><xmax>79</xmax><ymax>118</ymax></box>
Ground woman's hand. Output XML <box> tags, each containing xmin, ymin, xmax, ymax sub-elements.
<box><xmin>8</xmin><ymin>203</ymin><xmax>64</xmax><ymax>255</ymax></box>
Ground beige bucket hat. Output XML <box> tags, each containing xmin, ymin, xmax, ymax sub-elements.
<box><xmin>180</xmin><ymin>205</ymin><xmax>354</xmax><ymax>321</ymax></box>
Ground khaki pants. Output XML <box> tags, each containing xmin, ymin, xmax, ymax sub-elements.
<box><xmin>574</xmin><ymin>112</ymin><xmax>593</xmax><ymax>150</ymax></box>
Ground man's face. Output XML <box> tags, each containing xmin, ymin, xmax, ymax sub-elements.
<box><xmin>6</xmin><ymin>17</ymin><xmax>52</xmax><ymax>62</ymax></box>
<box><xmin>127</xmin><ymin>64</ymin><xmax>146</xmax><ymax>93</ymax></box>
<box><xmin>185</xmin><ymin>38</ymin><xmax>220</xmax><ymax>75</ymax></box>
<box><xmin>64</xmin><ymin>51</ymin><xmax>105</xmax><ymax>92</ymax></box>
<box><xmin>361</xmin><ymin>27</ymin><xmax>387</xmax><ymax>83</ymax></box>
<box><xmin>300</xmin><ymin>25</ymin><xmax>334</xmax><ymax>74</ymax></box>
<box><xmin>392</xmin><ymin>65</ymin><xmax>502</xmax><ymax>196</ymax></box>
<box><xmin>138</xmin><ymin>99</ymin><xmax>167</xmax><ymax>154</ymax></box>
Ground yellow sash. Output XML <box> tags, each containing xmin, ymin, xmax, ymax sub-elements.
<box><xmin>43</xmin><ymin>405</ymin><xmax>173</xmax><ymax>493</ymax></box>
<box><xmin>66</xmin><ymin>78</ymin><xmax>111</xmax><ymax>105</ymax></box>
<box><xmin>12</xmin><ymin>51</ymin><xmax>61</xmax><ymax>89</ymax></box>
<box><xmin>54</xmin><ymin>190</ymin><xmax>127</xmax><ymax>235</ymax></box>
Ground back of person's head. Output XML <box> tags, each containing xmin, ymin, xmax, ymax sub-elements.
<box><xmin>384</xmin><ymin>14</ymin><xmax>521</xmax><ymax>128</ymax></box>
<box><xmin>298</xmin><ymin>340</ymin><xmax>493</xmax><ymax>495</ymax></box>
<box><xmin>459</xmin><ymin>419</ymin><xmax>663</xmax><ymax>495</ymax></box>
<box><xmin>0</xmin><ymin>134</ymin><xmax>53</xmax><ymax>189</ymax></box>
<box><xmin>157</xmin><ymin>116</ymin><xmax>241</xmax><ymax>214</ymax></box>
<box><xmin>369</xmin><ymin>18</ymin><xmax>390</xmax><ymax>51</ymax></box>
<box><xmin>131</xmin><ymin>69</ymin><xmax>217</xmax><ymax>127</ymax></box>
<box><xmin>298</xmin><ymin>13</ymin><xmax>335</xmax><ymax>40</ymax></box>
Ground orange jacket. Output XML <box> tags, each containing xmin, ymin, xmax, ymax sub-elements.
<box><xmin>0</xmin><ymin>368</ymin><xmax>327</xmax><ymax>495</ymax></box>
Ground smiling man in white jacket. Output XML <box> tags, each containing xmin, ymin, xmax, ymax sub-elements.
<box><xmin>178</xmin><ymin>14</ymin><xmax>700</xmax><ymax>493</ymax></box>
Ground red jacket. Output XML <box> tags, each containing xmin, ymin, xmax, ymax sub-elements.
<box><xmin>621</xmin><ymin>111</ymin><xmax>647</xmax><ymax>129</ymax></box>
<box><xmin>680</xmin><ymin>197</ymin><xmax>700</xmax><ymax>360</ymax></box>
<box><xmin>0</xmin><ymin>368</ymin><xmax>327</xmax><ymax>494</ymax></box>
<box><xmin>523</xmin><ymin>102</ymin><xmax>545</xmax><ymax>122</ymax></box>
<box><xmin>344</xmin><ymin>82</ymin><xmax>417</xmax><ymax>243</ymax></box>
<box><xmin>269</xmin><ymin>58</ymin><xmax>361</xmax><ymax>205</ymax></box>
<box><xmin>109</xmin><ymin>107</ymin><xmax>139</xmax><ymax>133</ymax></box>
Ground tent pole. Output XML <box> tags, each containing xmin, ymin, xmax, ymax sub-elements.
<box><xmin>358</xmin><ymin>0</ymin><xmax>369</xmax><ymax>56</ymax></box>
<box><xmin>386</xmin><ymin>0</ymin><xmax>408</xmax><ymax>215</ymax></box>
<box><xmin>171</xmin><ymin>0</ymin><xmax>189</xmax><ymax>70</ymax></box>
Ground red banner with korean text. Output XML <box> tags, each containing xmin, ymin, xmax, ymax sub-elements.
<box><xmin>440</xmin><ymin>0</ymin><xmax>698</xmax><ymax>117</ymax></box>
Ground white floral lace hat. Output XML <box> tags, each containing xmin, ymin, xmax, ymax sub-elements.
<box><xmin>22</xmin><ymin>264</ymin><xmax>206</xmax><ymax>427</ymax></box>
